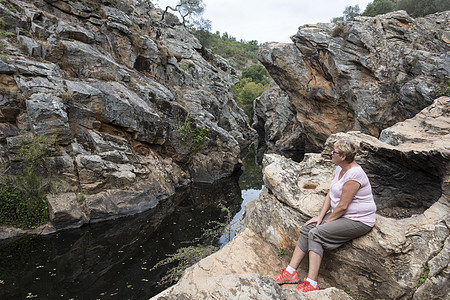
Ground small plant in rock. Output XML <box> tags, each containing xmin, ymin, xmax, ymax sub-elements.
<box><xmin>419</xmin><ymin>265</ymin><xmax>430</xmax><ymax>285</ymax></box>
<box><xmin>278</xmin><ymin>248</ymin><xmax>286</xmax><ymax>256</ymax></box>
<box><xmin>331</xmin><ymin>23</ymin><xmax>348</xmax><ymax>38</ymax></box>
<box><xmin>436</xmin><ymin>81</ymin><xmax>450</xmax><ymax>97</ymax></box>
<box><xmin>179</xmin><ymin>62</ymin><xmax>189</xmax><ymax>72</ymax></box>
<box><xmin>177</xmin><ymin>113</ymin><xmax>209</xmax><ymax>154</ymax></box>
<box><xmin>151</xmin><ymin>245</ymin><xmax>219</xmax><ymax>286</ymax></box>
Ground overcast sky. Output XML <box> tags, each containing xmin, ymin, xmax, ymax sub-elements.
<box><xmin>154</xmin><ymin>0</ymin><xmax>373</xmax><ymax>43</ymax></box>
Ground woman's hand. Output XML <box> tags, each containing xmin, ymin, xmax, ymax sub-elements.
<box><xmin>305</xmin><ymin>216</ymin><xmax>323</xmax><ymax>226</ymax></box>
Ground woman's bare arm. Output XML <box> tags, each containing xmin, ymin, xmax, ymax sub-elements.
<box><xmin>325</xmin><ymin>180</ymin><xmax>360</xmax><ymax>223</ymax></box>
<box><xmin>305</xmin><ymin>192</ymin><xmax>331</xmax><ymax>226</ymax></box>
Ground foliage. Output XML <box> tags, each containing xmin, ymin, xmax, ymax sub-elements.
<box><xmin>190</xmin><ymin>28</ymin><xmax>267</xmax><ymax>120</ymax></box>
<box><xmin>0</xmin><ymin>186</ymin><xmax>48</xmax><ymax>229</ymax></box>
<box><xmin>278</xmin><ymin>248</ymin><xmax>286</xmax><ymax>256</ymax></box>
<box><xmin>343</xmin><ymin>5</ymin><xmax>361</xmax><ymax>21</ymax></box>
<box><xmin>152</xmin><ymin>245</ymin><xmax>218</xmax><ymax>286</ymax></box>
<box><xmin>419</xmin><ymin>265</ymin><xmax>430</xmax><ymax>284</ymax></box>
<box><xmin>332</xmin><ymin>0</ymin><xmax>450</xmax><ymax>21</ymax></box>
<box><xmin>241</xmin><ymin>64</ymin><xmax>270</xmax><ymax>85</ymax></box>
<box><xmin>161</xmin><ymin>0</ymin><xmax>205</xmax><ymax>26</ymax></box>
<box><xmin>331</xmin><ymin>23</ymin><xmax>349</xmax><ymax>37</ymax></box>
<box><xmin>362</xmin><ymin>0</ymin><xmax>450</xmax><ymax>18</ymax></box>
<box><xmin>436</xmin><ymin>81</ymin><xmax>450</xmax><ymax>97</ymax></box>
<box><xmin>397</xmin><ymin>0</ymin><xmax>450</xmax><ymax>17</ymax></box>
<box><xmin>233</xmin><ymin>72</ymin><xmax>269</xmax><ymax>120</ymax></box>
<box><xmin>363</xmin><ymin>0</ymin><xmax>395</xmax><ymax>17</ymax></box>
<box><xmin>331</xmin><ymin>4</ymin><xmax>362</xmax><ymax>22</ymax></box>
<box><xmin>151</xmin><ymin>204</ymin><xmax>235</xmax><ymax>286</ymax></box>
<box><xmin>0</xmin><ymin>134</ymin><xmax>57</xmax><ymax>229</ymax></box>
<box><xmin>192</xmin><ymin>30</ymin><xmax>261</xmax><ymax>70</ymax></box>
<box><xmin>177</xmin><ymin>113</ymin><xmax>209</xmax><ymax>153</ymax></box>
<box><xmin>330</xmin><ymin>16</ymin><xmax>345</xmax><ymax>23</ymax></box>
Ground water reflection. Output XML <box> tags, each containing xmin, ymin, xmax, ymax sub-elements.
<box><xmin>0</xmin><ymin>177</ymin><xmax>243</xmax><ymax>299</ymax></box>
<box><xmin>218</xmin><ymin>149</ymin><xmax>264</xmax><ymax>246</ymax></box>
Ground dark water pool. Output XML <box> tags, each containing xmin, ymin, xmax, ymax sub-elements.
<box><xmin>0</xmin><ymin>153</ymin><xmax>263</xmax><ymax>299</ymax></box>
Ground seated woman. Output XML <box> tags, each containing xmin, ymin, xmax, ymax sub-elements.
<box><xmin>272</xmin><ymin>138</ymin><xmax>377</xmax><ymax>292</ymax></box>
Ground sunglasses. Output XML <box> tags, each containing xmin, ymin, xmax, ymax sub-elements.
<box><xmin>331</xmin><ymin>149</ymin><xmax>341</xmax><ymax>155</ymax></box>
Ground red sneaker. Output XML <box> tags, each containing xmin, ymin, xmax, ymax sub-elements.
<box><xmin>272</xmin><ymin>267</ymin><xmax>300</xmax><ymax>284</ymax></box>
<box><xmin>296</xmin><ymin>279</ymin><xmax>319</xmax><ymax>292</ymax></box>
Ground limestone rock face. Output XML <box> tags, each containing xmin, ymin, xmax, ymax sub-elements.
<box><xmin>257</xmin><ymin>11</ymin><xmax>450</xmax><ymax>151</ymax></box>
<box><xmin>252</xmin><ymin>83</ymin><xmax>304</xmax><ymax>157</ymax></box>
<box><xmin>0</xmin><ymin>0</ymin><xmax>255</xmax><ymax>234</ymax></box>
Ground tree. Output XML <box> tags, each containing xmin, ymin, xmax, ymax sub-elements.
<box><xmin>193</xmin><ymin>18</ymin><xmax>212</xmax><ymax>47</ymax></box>
<box><xmin>161</xmin><ymin>0</ymin><xmax>205</xmax><ymax>26</ymax></box>
<box><xmin>362</xmin><ymin>0</ymin><xmax>450</xmax><ymax>17</ymax></box>
<box><xmin>241</xmin><ymin>65</ymin><xmax>269</xmax><ymax>85</ymax></box>
<box><xmin>363</xmin><ymin>0</ymin><xmax>395</xmax><ymax>17</ymax></box>
<box><xmin>331</xmin><ymin>5</ymin><xmax>360</xmax><ymax>23</ymax></box>
<box><xmin>343</xmin><ymin>5</ymin><xmax>361</xmax><ymax>21</ymax></box>
<box><xmin>397</xmin><ymin>0</ymin><xmax>450</xmax><ymax>17</ymax></box>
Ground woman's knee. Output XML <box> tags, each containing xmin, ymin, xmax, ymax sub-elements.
<box><xmin>308</xmin><ymin>227</ymin><xmax>319</xmax><ymax>239</ymax></box>
<box><xmin>300</xmin><ymin>223</ymin><xmax>315</xmax><ymax>236</ymax></box>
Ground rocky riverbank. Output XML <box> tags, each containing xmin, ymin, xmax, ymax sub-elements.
<box><xmin>153</xmin><ymin>96</ymin><xmax>449</xmax><ymax>299</ymax></box>
<box><xmin>0</xmin><ymin>0</ymin><xmax>255</xmax><ymax>239</ymax></box>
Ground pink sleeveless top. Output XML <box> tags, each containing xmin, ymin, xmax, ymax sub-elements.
<box><xmin>329</xmin><ymin>166</ymin><xmax>377</xmax><ymax>227</ymax></box>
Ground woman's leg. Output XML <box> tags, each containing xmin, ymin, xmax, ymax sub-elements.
<box><xmin>288</xmin><ymin>245</ymin><xmax>307</xmax><ymax>269</ymax></box>
<box><xmin>297</xmin><ymin>218</ymin><xmax>372</xmax><ymax>291</ymax></box>
<box><xmin>307</xmin><ymin>251</ymin><xmax>322</xmax><ymax>281</ymax></box>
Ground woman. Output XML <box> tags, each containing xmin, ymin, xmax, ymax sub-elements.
<box><xmin>272</xmin><ymin>138</ymin><xmax>376</xmax><ymax>292</ymax></box>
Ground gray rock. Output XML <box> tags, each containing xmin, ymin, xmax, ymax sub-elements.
<box><xmin>259</xmin><ymin>11</ymin><xmax>450</xmax><ymax>151</ymax></box>
<box><xmin>55</xmin><ymin>21</ymin><xmax>95</xmax><ymax>44</ymax></box>
<box><xmin>47</xmin><ymin>193</ymin><xmax>87</xmax><ymax>229</ymax></box>
<box><xmin>106</xmin><ymin>21</ymin><xmax>132</xmax><ymax>35</ymax></box>
<box><xmin>0</xmin><ymin>123</ymin><xmax>20</xmax><ymax>142</ymax></box>
<box><xmin>102</xmin><ymin>6</ymin><xmax>132</xmax><ymax>26</ymax></box>
<box><xmin>253</xmin><ymin>83</ymin><xmax>305</xmax><ymax>154</ymax></box>
<box><xmin>0</xmin><ymin>61</ymin><xmax>16</xmax><ymax>74</ymax></box>
<box><xmin>140</xmin><ymin>36</ymin><xmax>160</xmax><ymax>61</ymax></box>
<box><xmin>17</xmin><ymin>35</ymin><xmax>44</xmax><ymax>57</ymax></box>
<box><xmin>25</xmin><ymin>93</ymin><xmax>72</xmax><ymax>144</ymax></box>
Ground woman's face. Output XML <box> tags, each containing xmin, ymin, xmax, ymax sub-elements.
<box><xmin>331</xmin><ymin>147</ymin><xmax>344</xmax><ymax>164</ymax></box>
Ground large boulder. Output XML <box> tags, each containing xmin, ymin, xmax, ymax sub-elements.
<box><xmin>257</xmin><ymin>11</ymin><xmax>450</xmax><ymax>152</ymax></box>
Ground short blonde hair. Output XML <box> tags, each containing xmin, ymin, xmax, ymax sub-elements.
<box><xmin>334</xmin><ymin>139</ymin><xmax>359</xmax><ymax>163</ymax></box>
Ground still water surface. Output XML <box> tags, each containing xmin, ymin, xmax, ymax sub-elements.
<box><xmin>0</xmin><ymin>153</ymin><xmax>263</xmax><ymax>299</ymax></box>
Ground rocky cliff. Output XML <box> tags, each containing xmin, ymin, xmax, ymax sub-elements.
<box><xmin>154</xmin><ymin>96</ymin><xmax>450</xmax><ymax>300</ymax></box>
<box><xmin>255</xmin><ymin>10</ymin><xmax>449</xmax><ymax>153</ymax></box>
<box><xmin>0</xmin><ymin>0</ymin><xmax>255</xmax><ymax>233</ymax></box>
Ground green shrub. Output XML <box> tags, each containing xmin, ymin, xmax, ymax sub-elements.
<box><xmin>177</xmin><ymin>114</ymin><xmax>209</xmax><ymax>154</ymax></box>
<box><xmin>0</xmin><ymin>186</ymin><xmax>49</xmax><ymax>229</ymax></box>
<box><xmin>0</xmin><ymin>133</ymin><xmax>57</xmax><ymax>229</ymax></box>
<box><xmin>232</xmin><ymin>77</ymin><xmax>269</xmax><ymax>119</ymax></box>
<box><xmin>436</xmin><ymin>81</ymin><xmax>450</xmax><ymax>97</ymax></box>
